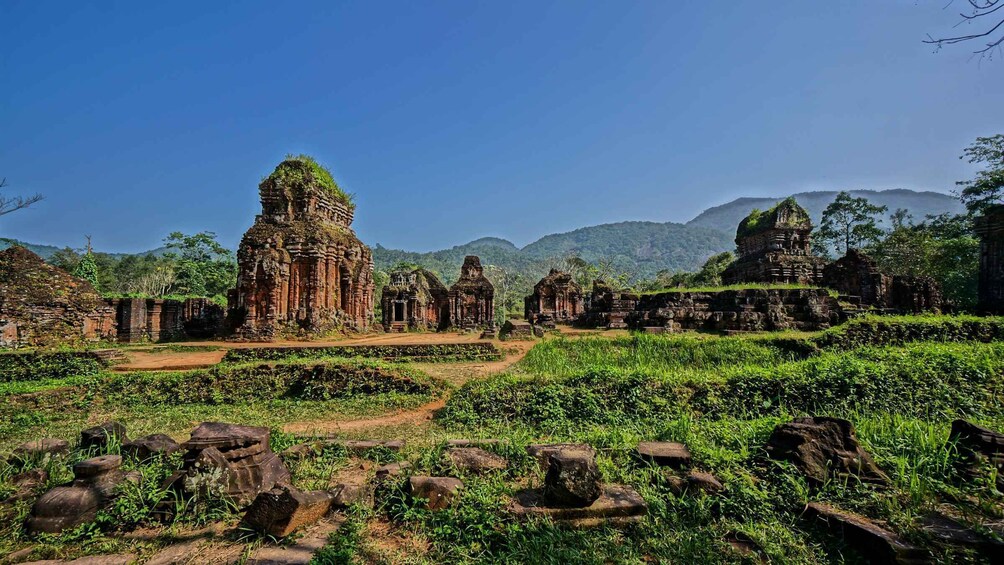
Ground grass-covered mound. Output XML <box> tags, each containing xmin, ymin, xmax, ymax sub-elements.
<box><xmin>442</xmin><ymin>341</ymin><xmax>1004</xmax><ymax>428</ymax></box>
<box><xmin>104</xmin><ymin>358</ymin><xmax>443</xmax><ymax>405</ymax></box>
<box><xmin>222</xmin><ymin>342</ymin><xmax>502</xmax><ymax>364</ymax></box>
<box><xmin>0</xmin><ymin>351</ymin><xmax>106</xmax><ymax>383</ymax></box>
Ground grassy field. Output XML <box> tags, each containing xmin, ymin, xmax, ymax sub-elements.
<box><xmin>2</xmin><ymin>316</ymin><xmax>1004</xmax><ymax>563</ymax></box>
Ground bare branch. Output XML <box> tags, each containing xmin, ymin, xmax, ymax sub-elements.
<box><xmin>0</xmin><ymin>178</ymin><xmax>46</xmax><ymax>217</ymax></box>
<box><xmin>925</xmin><ymin>0</ymin><xmax>1004</xmax><ymax>60</ymax></box>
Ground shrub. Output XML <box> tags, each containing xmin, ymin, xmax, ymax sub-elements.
<box><xmin>0</xmin><ymin>351</ymin><xmax>105</xmax><ymax>383</ymax></box>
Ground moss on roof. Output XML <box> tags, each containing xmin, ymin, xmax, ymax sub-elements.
<box><xmin>736</xmin><ymin>197</ymin><xmax>811</xmax><ymax>239</ymax></box>
<box><xmin>263</xmin><ymin>154</ymin><xmax>355</xmax><ymax>210</ymax></box>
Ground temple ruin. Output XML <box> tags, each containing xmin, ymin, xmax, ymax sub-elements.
<box><xmin>0</xmin><ymin>246</ymin><xmax>224</xmax><ymax>347</ymax></box>
<box><xmin>380</xmin><ymin>268</ymin><xmax>450</xmax><ymax>332</ymax></box>
<box><xmin>721</xmin><ymin>198</ymin><xmax>826</xmax><ymax>285</ymax></box>
<box><xmin>822</xmin><ymin>249</ymin><xmax>941</xmax><ymax>313</ymax></box>
<box><xmin>975</xmin><ymin>205</ymin><xmax>1004</xmax><ymax>314</ymax></box>
<box><xmin>525</xmin><ymin>269</ymin><xmax>584</xmax><ymax>326</ymax></box>
<box><xmin>229</xmin><ymin>156</ymin><xmax>375</xmax><ymax>339</ymax></box>
<box><xmin>448</xmin><ymin>256</ymin><xmax>495</xmax><ymax>330</ymax></box>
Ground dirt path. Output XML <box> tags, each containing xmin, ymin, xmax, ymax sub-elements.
<box><xmin>281</xmin><ymin>340</ymin><xmax>536</xmax><ymax>435</ymax></box>
<box><xmin>111</xmin><ymin>332</ymin><xmax>496</xmax><ymax>372</ymax></box>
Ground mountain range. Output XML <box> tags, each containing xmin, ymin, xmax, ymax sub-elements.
<box><xmin>0</xmin><ymin>189</ymin><xmax>964</xmax><ymax>283</ymax></box>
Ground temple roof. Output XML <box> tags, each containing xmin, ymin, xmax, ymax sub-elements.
<box><xmin>736</xmin><ymin>197</ymin><xmax>812</xmax><ymax>239</ymax></box>
<box><xmin>261</xmin><ymin>155</ymin><xmax>355</xmax><ymax>211</ymax></box>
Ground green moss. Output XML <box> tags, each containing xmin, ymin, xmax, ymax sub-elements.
<box><xmin>263</xmin><ymin>154</ymin><xmax>355</xmax><ymax>210</ymax></box>
<box><xmin>736</xmin><ymin>197</ymin><xmax>811</xmax><ymax>238</ymax></box>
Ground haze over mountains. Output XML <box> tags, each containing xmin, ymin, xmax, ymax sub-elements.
<box><xmin>0</xmin><ymin>189</ymin><xmax>964</xmax><ymax>283</ymax></box>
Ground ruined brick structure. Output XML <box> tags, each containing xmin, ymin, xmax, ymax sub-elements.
<box><xmin>822</xmin><ymin>249</ymin><xmax>941</xmax><ymax>313</ymax></box>
<box><xmin>627</xmin><ymin>288</ymin><xmax>843</xmax><ymax>333</ymax></box>
<box><xmin>721</xmin><ymin>198</ymin><xmax>826</xmax><ymax>285</ymax></box>
<box><xmin>0</xmin><ymin>246</ymin><xmax>224</xmax><ymax>347</ymax></box>
<box><xmin>578</xmin><ymin>280</ymin><xmax>639</xmax><ymax>329</ymax></box>
<box><xmin>0</xmin><ymin>246</ymin><xmax>117</xmax><ymax>347</ymax></box>
<box><xmin>524</xmin><ymin>269</ymin><xmax>584</xmax><ymax>326</ymax></box>
<box><xmin>381</xmin><ymin>268</ymin><xmax>450</xmax><ymax>332</ymax></box>
<box><xmin>115</xmin><ymin>297</ymin><xmax>225</xmax><ymax>343</ymax></box>
<box><xmin>448</xmin><ymin>256</ymin><xmax>494</xmax><ymax>330</ymax></box>
<box><xmin>975</xmin><ymin>205</ymin><xmax>1004</xmax><ymax>314</ymax></box>
<box><xmin>230</xmin><ymin>157</ymin><xmax>375</xmax><ymax>339</ymax></box>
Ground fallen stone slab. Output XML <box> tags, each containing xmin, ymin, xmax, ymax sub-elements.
<box><xmin>10</xmin><ymin>438</ymin><xmax>70</xmax><ymax>465</ymax></box>
<box><xmin>948</xmin><ymin>419</ymin><xmax>1004</xmax><ymax>491</ymax></box>
<box><xmin>374</xmin><ymin>461</ymin><xmax>412</xmax><ymax>482</ymax></box>
<box><xmin>667</xmin><ymin>470</ymin><xmax>723</xmax><ymax>496</ymax></box>
<box><xmin>511</xmin><ymin>485</ymin><xmax>647</xmax><ymax>528</ymax></box>
<box><xmin>80</xmin><ymin>421</ymin><xmax>129</xmax><ymax>451</ymax></box>
<box><xmin>544</xmin><ymin>450</ymin><xmax>602</xmax><ymax>507</ymax></box>
<box><xmin>245</xmin><ymin>521</ymin><xmax>340</xmax><ymax>565</ymax></box>
<box><xmin>446</xmin><ymin>447</ymin><xmax>508</xmax><ymax>475</ymax></box>
<box><xmin>329</xmin><ymin>482</ymin><xmax>374</xmax><ymax>509</ymax></box>
<box><xmin>767</xmin><ymin>417</ymin><xmax>888</xmax><ymax>485</ymax></box>
<box><xmin>241</xmin><ymin>484</ymin><xmax>334</xmax><ymax>538</ymax></box>
<box><xmin>804</xmin><ymin>503</ymin><xmax>932</xmax><ymax>564</ymax></box>
<box><xmin>635</xmin><ymin>441</ymin><xmax>691</xmax><ymax>469</ymax></box>
<box><xmin>122</xmin><ymin>434</ymin><xmax>180</xmax><ymax>461</ymax></box>
<box><xmin>918</xmin><ymin>513</ymin><xmax>1004</xmax><ymax>561</ymax></box>
<box><xmin>408</xmin><ymin>476</ymin><xmax>463</xmax><ymax>511</ymax></box>
<box><xmin>526</xmin><ymin>443</ymin><xmax>596</xmax><ymax>470</ymax></box>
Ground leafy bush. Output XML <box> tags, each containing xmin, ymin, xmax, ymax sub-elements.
<box><xmin>0</xmin><ymin>352</ymin><xmax>105</xmax><ymax>383</ymax></box>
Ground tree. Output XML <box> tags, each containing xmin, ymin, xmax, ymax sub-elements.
<box><xmin>49</xmin><ymin>247</ymin><xmax>82</xmax><ymax>273</ymax></box>
<box><xmin>484</xmin><ymin>264</ymin><xmax>527</xmax><ymax>324</ymax></box>
<box><xmin>0</xmin><ymin>178</ymin><xmax>44</xmax><ymax>217</ymax></box>
<box><xmin>868</xmin><ymin>212</ymin><xmax>979</xmax><ymax>309</ymax></box>
<box><xmin>692</xmin><ymin>251</ymin><xmax>735</xmax><ymax>286</ymax></box>
<box><xmin>956</xmin><ymin>134</ymin><xmax>1004</xmax><ymax>215</ymax></box>
<box><xmin>71</xmin><ymin>237</ymin><xmax>99</xmax><ymax>288</ymax></box>
<box><xmin>162</xmin><ymin>231</ymin><xmax>237</xmax><ymax>299</ymax></box>
<box><xmin>814</xmin><ymin>192</ymin><xmax>888</xmax><ymax>255</ymax></box>
<box><xmin>925</xmin><ymin>0</ymin><xmax>1004</xmax><ymax>60</ymax></box>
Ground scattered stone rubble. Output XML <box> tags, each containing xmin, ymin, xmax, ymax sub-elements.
<box><xmin>165</xmin><ymin>422</ymin><xmax>291</xmax><ymax>505</ymax></box>
<box><xmin>512</xmin><ymin>443</ymin><xmax>647</xmax><ymax>527</ymax></box>
<box><xmin>12</xmin><ymin>420</ymin><xmax>1004</xmax><ymax>562</ymax></box>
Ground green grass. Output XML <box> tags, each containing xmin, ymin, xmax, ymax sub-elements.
<box><xmin>5</xmin><ymin>315</ymin><xmax>1004</xmax><ymax>563</ymax></box>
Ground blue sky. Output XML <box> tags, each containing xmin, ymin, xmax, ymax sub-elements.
<box><xmin>1</xmin><ymin>1</ymin><xmax>1002</xmax><ymax>253</ymax></box>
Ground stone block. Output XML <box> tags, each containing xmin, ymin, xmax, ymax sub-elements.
<box><xmin>511</xmin><ymin>485</ymin><xmax>647</xmax><ymax>528</ymax></box>
<box><xmin>446</xmin><ymin>447</ymin><xmax>508</xmax><ymax>475</ymax></box>
<box><xmin>526</xmin><ymin>443</ymin><xmax>596</xmax><ymax>470</ymax></box>
<box><xmin>635</xmin><ymin>441</ymin><xmax>691</xmax><ymax>468</ymax></box>
<box><xmin>10</xmin><ymin>438</ymin><xmax>70</xmax><ymax>465</ymax></box>
<box><xmin>408</xmin><ymin>476</ymin><xmax>463</xmax><ymax>511</ymax></box>
<box><xmin>329</xmin><ymin>482</ymin><xmax>374</xmax><ymax>509</ymax></box>
<box><xmin>241</xmin><ymin>484</ymin><xmax>334</xmax><ymax>538</ymax></box>
<box><xmin>122</xmin><ymin>434</ymin><xmax>180</xmax><ymax>461</ymax></box>
<box><xmin>80</xmin><ymin>421</ymin><xmax>129</xmax><ymax>451</ymax></box>
<box><xmin>544</xmin><ymin>451</ymin><xmax>602</xmax><ymax>508</ymax></box>
<box><xmin>804</xmin><ymin>503</ymin><xmax>931</xmax><ymax>564</ymax></box>
<box><xmin>766</xmin><ymin>417</ymin><xmax>888</xmax><ymax>485</ymax></box>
